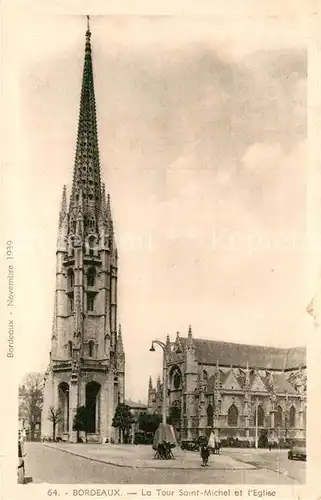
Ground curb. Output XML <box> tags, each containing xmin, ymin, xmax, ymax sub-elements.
<box><xmin>43</xmin><ymin>444</ymin><xmax>254</xmax><ymax>471</ymax></box>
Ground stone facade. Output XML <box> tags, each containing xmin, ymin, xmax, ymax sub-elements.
<box><xmin>148</xmin><ymin>327</ymin><xmax>306</xmax><ymax>445</ymax></box>
<box><xmin>41</xmin><ymin>22</ymin><xmax>125</xmax><ymax>443</ymax></box>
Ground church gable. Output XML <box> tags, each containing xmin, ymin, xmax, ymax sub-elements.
<box><xmin>250</xmin><ymin>372</ymin><xmax>268</xmax><ymax>392</ymax></box>
<box><xmin>221</xmin><ymin>371</ymin><xmax>242</xmax><ymax>391</ymax></box>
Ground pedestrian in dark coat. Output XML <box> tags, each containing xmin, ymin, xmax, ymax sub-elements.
<box><xmin>200</xmin><ymin>444</ymin><xmax>210</xmax><ymax>467</ymax></box>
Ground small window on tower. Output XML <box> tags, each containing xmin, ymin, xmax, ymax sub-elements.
<box><xmin>67</xmin><ymin>269</ymin><xmax>74</xmax><ymax>289</ymax></box>
<box><xmin>88</xmin><ymin>235</ymin><xmax>95</xmax><ymax>256</ymax></box>
<box><xmin>87</xmin><ymin>267</ymin><xmax>96</xmax><ymax>287</ymax></box>
<box><xmin>88</xmin><ymin>340</ymin><xmax>94</xmax><ymax>357</ymax></box>
<box><xmin>68</xmin><ymin>295</ymin><xmax>74</xmax><ymax>315</ymax></box>
<box><xmin>87</xmin><ymin>294</ymin><xmax>95</xmax><ymax>312</ymax></box>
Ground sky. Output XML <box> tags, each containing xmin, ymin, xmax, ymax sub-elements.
<box><xmin>4</xmin><ymin>13</ymin><xmax>312</xmax><ymax>402</ymax></box>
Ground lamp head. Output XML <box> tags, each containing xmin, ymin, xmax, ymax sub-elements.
<box><xmin>149</xmin><ymin>343</ymin><xmax>156</xmax><ymax>352</ymax></box>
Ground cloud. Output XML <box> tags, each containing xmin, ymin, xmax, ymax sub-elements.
<box><xmin>241</xmin><ymin>143</ymin><xmax>284</xmax><ymax>171</ymax></box>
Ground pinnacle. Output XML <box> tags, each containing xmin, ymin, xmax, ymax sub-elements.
<box><xmin>101</xmin><ymin>184</ymin><xmax>107</xmax><ymax>214</ymax></box>
<box><xmin>116</xmin><ymin>324</ymin><xmax>124</xmax><ymax>355</ymax></box>
<box><xmin>107</xmin><ymin>194</ymin><xmax>112</xmax><ymax>218</ymax></box>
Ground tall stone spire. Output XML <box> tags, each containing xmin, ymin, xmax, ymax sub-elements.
<box><xmin>42</xmin><ymin>18</ymin><xmax>124</xmax><ymax>444</ymax></box>
<box><xmin>69</xmin><ymin>16</ymin><xmax>102</xmax><ymax>226</ymax></box>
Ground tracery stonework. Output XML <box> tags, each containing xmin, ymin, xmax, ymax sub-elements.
<box><xmin>41</xmin><ymin>21</ymin><xmax>125</xmax><ymax>443</ymax></box>
<box><xmin>148</xmin><ymin>327</ymin><xmax>306</xmax><ymax>444</ymax></box>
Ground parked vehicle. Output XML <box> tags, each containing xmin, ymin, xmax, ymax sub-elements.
<box><xmin>181</xmin><ymin>440</ymin><xmax>199</xmax><ymax>451</ymax></box>
<box><xmin>17</xmin><ymin>441</ymin><xmax>25</xmax><ymax>484</ymax></box>
<box><xmin>288</xmin><ymin>441</ymin><xmax>306</xmax><ymax>461</ymax></box>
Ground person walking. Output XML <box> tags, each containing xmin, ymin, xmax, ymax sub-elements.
<box><xmin>200</xmin><ymin>443</ymin><xmax>210</xmax><ymax>467</ymax></box>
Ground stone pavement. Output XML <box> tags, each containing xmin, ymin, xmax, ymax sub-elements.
<box><xmin>44</xmin><ymin>443</ymin><xmax>255</xmax><ymax>470</ymax></box>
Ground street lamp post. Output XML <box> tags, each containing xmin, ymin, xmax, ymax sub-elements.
<box><xmin>149</xmin><ymin>338</ymin><xmax>182</xmax><ymax>425</ymax></box>
<box><xmin>149</xmin><ymin>340</ymin><xmax>167</xmax><ymax>424</ymax></box>
<box><xmin>255</xmin><ymin>397</ymin><xmax>259</xmax><ymax>449</ymax></box>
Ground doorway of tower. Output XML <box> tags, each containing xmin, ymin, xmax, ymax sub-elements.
<box><xmin>85</xmin><ymin>381</ymin><xmax>101</xmax><ymax>441</ymax></box>
<box><xmin>57</xmin><ymin>382</ymin><xmax>69</xmax><ymax>440</ymax></box>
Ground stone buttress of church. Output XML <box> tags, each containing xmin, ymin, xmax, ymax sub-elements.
<box><xmin>41</xmin><ymin>20</ymin><xmax>125</xmax><ymax>443</ymax></box>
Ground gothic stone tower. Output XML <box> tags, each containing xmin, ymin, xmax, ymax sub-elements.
<box><xmin>41</xmin><ymin>19</ymin><xmax>125</xmax><ymax>443</ymax></box>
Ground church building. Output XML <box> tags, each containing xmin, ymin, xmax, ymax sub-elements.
<box><xmin>42</xmin><ymin>19</ymin><xmax>125</xmax><ymax>443</ymax></box>
<box><xmin>148</xmin><ymin>328</ymin><xmax>306</xmax><ymax>445</ymax></box>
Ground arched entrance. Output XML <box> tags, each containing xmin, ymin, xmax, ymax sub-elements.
<box><xmin>58</xmin><ymin>382</ymin><xmax>69</xmax><ymax>435</ymax></box>
<box><xmin>85</xmin><ymin>381</ymin><xmax>101</xmax><ymax>434</ymax></box>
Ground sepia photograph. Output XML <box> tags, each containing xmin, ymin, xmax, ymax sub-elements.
<box><xmin>3</xmin><ymin>6</ymin><xmax>311</xmax><ymax>491</ymax></box>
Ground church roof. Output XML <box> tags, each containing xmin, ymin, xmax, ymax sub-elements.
<box><xmin>269</xmin><ymin>373</ymin><xmax>298</xmax><ymax>394</ymax></box>
<box><xmin>125</xmin><ymin>399</ymin><xmax>147</xmax><ymax>410</ymax></box>
<box><xmin>207</xmin><ymin>370</ymin><xmax>298</xmax><ymax>394</ymax></box>
<box><xmin>180</xmin><ymin>338</ymin><xmax>306</xmax><ymax>370</ymax></box>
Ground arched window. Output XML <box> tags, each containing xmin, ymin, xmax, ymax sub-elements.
<box><xmin>173</xmin><ymin>372</ymin><xmax>181</xmax><ymax>389</ymax></box>
<box><xmin>68</xmin><ymin>341</ymin><xmax>72</xmax><ymax>358</ymax></box>
<box><xmin>89</xmin><ymin>216</ymin><xmax>95</xmax><ymax>229</ymax></box>
<box><xmin>203</xmin><ymin>370</ymin><xmax>208</xmax><ymax>382</ymax></box>
<box><xmin>67</xmin><ymin>269</ymin><xmax>74</xmax><ymax>288</ymax></box>
<box><xmin>88</xmin><ymin>235</ymin><xmax>95</xmax><ymax>256</ymax></box>
<box><xmin>275</xmin><ymin>405</ymin><xmax>283</xmax><ymax>428</ymax></box>
<box><xmin>207</xmin><ymin>404</ymin><xmax>214</xmax><ymax>427</ymax></box>
<box><xmin>87</xmin><ymin>294</ymin><xmax>95</xmax><ymax>312</ymax></box>
<box><xmin>289</xmin><ymin>406</ymin><xmax>296</xmax><ymax>428</ymax></box>
<box><xmin>87</xmin><ymin>267</ymin><xmax>96</xmax><ymax>287</ymax></box>
<box><xmin>227</xmin><ymin>404</ymin><xmax>239</xmax><ymax>426</ymax></box>
<box><xmin>170</xmin><ymin>366</ymin><xmax>182</xmax><ymax>390</ymax></box>
<box><xmin>253</xmin><ymin>405</ymin><xmax>265</xmax><ymax>427</ymax></box>
<box><xmin>88</xmin><ymin>340</ymin><xmax>94</xmax><ymax>357</ymax></box>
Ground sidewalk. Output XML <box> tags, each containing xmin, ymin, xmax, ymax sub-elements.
<box><xmin>44</xmin><ymin>443</ymin><xmax>256</xmax><ymax>470</ymax></box>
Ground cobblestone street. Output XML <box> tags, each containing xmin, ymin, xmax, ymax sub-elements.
<box><xmin>23</xmin><ymin>443</ymin><xmax>305</xmax><ymax>485</ymax></box>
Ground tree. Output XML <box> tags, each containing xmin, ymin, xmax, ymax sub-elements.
<box><xmin>138</xmin><ymin>412</ymin><xmax>162</xmax><ymax>435</ymax></box>
<box><xmin>73</xmin><ymin>406</ymin><xmax>91</xmax><ymax>443</ymax></box>
<box><xmin>48</xmin><ymin>406</ymin><xmax>63</xmax><ymax>441</ymax></box>
<box><xmin>19</xmin><ymin>372</ymin><xmax>44</xmax><ymax>441</ymax></box>
<box><xmin>112</xmin><ymin>403</ymin><xmax>135</xmax><ymax>444</ymax></box>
